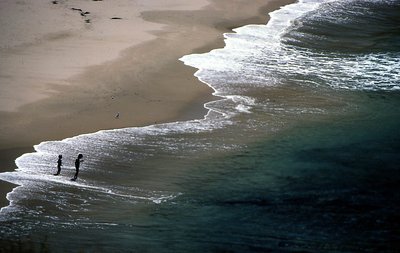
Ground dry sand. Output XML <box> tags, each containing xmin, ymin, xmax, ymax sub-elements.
<box><xmin>0</xmin><ymin>0</ymin><xmax>294</xmax><ymax>208</ymax></box>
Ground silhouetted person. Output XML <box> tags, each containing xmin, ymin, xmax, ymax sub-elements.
<box><xmin>54</xmin><ymin>155</ymin><xmax>63</xmax><ymax>175</ymax></box>
<box><xmin>71</xmin><ymin>154</ymin><xmax>84</xmax><ymax>181</ymax></box>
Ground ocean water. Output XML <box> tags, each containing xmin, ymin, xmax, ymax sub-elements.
<box><xmin>1</xmin><ymin>0</ymin><xmax>400</xmax><ymax>252</ymax></box>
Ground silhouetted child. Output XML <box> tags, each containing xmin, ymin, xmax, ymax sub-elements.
<box><xmin>71</xmin><ymin>154</ymin><xmax>84</xmax><ymax>181</ymax></box>
<box><xmin>54</xmin><ymin>155</ymin><xmax>62</xmax><ymax>176</ymax></box>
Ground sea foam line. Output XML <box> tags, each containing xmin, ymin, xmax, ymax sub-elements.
<box><xmin>0</xmin><ymin>170</ymin><xmax>179</xmax><ymax>215</ymax></box>
<box><xmin>179</xmin><ymin>0</ymin><xmax>326</xmax><ymax>108</ymax></box>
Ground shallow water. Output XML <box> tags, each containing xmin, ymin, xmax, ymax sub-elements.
<box><xmin>1</xmin><ymin>0</ymin><xmax>400</xmax><ymax>252</ymax></box>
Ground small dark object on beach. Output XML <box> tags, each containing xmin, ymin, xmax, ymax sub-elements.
<box><xmin>111</xmin><ymin>17</ymin><xmax>123</xmax><ymax>20</ymax></box>
<box><xmin>80</xmin><ymin>11</ymin><xmax>90</xmax><ymax>17</ymax></box>
<box><xmin>52</xmin><ymin>1</ymin><xmax>58</xmax><ymax>4</ymax></box>
<box><xmin>71</xmin><ymin>8</ymin><xmax>83</xmax><ymax>12</ymax></box>
<box><xmin>85</xmin><ymin>19</ymin><xmax>91</xmax><ymax>24</ymax></box>
<box><xmin>92</xmin><ymin>0</ymin><xmax>103</xmax><ymax>1</ymax></box>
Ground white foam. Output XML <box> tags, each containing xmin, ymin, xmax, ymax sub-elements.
<box><xmin>0</xmin><ymin>168</ymin><xmax>180</xmax><ymax>215</ymax></box>
<box><xmin>182</xmin><ymin>0</ymin><xmax>399</xmax><ymax>92</ymax></box>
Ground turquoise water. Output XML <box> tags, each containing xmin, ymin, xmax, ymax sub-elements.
<box><xmin>1</xmin><ymin>0</ymin><xmax>400</xmax><ymax>252</ymax></box>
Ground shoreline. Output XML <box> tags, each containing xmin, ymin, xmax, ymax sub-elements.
<box><xmin>0</xmin><ymin>0</ymin><xmax>294</xmax><ymax>208</ymax></box>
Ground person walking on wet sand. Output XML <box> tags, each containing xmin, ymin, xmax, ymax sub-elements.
<box><xmin>53</xmin><ymin>155</ymin><xmax>63</xmax><ymax>176</ymax></box>
<box><xmin>71</xmin><ymin>154</ymin><xmax>84</xmax><ymax>181</ymax></box>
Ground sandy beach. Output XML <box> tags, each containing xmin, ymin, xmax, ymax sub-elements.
<box><xmin>0</xmin><ymin>0</ymin><xmax>293</xmax><ymax>208</ymax></box>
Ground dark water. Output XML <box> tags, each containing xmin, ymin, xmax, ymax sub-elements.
<box><xmin>282</xmin><ymin>0</ymin><xmax>400</xmax><ymax>53</ymax></box>
<box><xmin>1</xmin><ymin>0</ymin><xmax>400</xmax><ymax>252</ymax></box>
